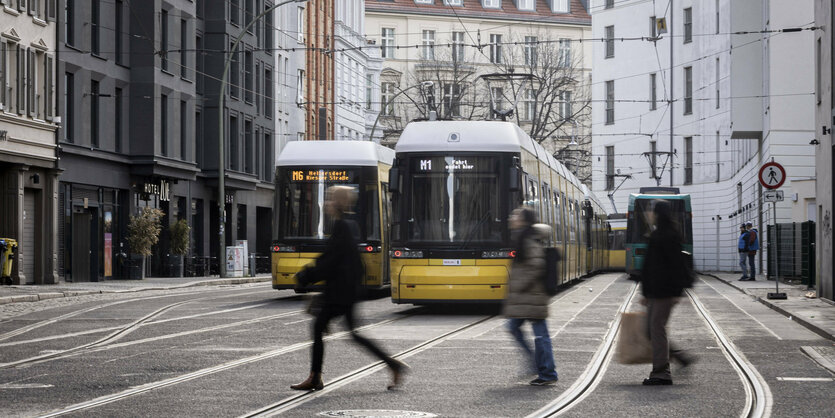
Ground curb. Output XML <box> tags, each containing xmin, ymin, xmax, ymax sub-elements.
<box><xmin>705</xmin><ymin>273</ymin><xmax>835</xmax><ymax>342</ymax></box>
<box><xmin>0</xmin><ymin>277</ymin><xmax>271</xmax><ymax>306</ymax></box>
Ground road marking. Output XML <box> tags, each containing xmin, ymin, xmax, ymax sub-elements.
<box><xmin>0</xmin><ymin>383</ymin><xmax>55</xmax><ymax>389</ymax></box>
<box><xmin>776</xmin><ymin>377</ymin><xmax>834</xmax><ymax>382</ymax></box>
<box><xmin>698</xmin><ymin>276</ymin><xmax>782</xmax><ymax>340</ymax></box>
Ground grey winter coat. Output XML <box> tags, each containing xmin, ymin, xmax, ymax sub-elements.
<box><xmin>503</xmin><ymin>223</ymin><xmax>552</xmax><ymax>320</ymax></box>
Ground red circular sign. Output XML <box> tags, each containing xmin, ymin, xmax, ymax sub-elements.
<box><xmin>758</xmin><ymin>162</ymin><xmax>786</xmax><ymax>189</ymax></box>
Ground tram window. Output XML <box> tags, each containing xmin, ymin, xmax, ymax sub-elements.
<box><xmin>364</xmin><ymin>185</ymin><xmax>381</xmax><ymax>241</ymax></box>
<box><xmin>542</xmin><ymin>184</ymin><xmax>552</xmax><ymax>244</ymax></box>
<box><xmin>554</xmin><ymin>191</ymin><xmax>562</xmax><ymax>243</ymax></box>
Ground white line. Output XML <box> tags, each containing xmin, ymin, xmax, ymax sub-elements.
<box><xmin>775</xmin><ymin>377</ymin><xmax>834</xmax><ymax>382</ymax></box>
<box><xmin>698</xmin><ymin>276</ymin><xmax>782</xmax><ymax>340</ymax></box>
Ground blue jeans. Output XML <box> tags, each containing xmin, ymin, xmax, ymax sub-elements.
<box><xmin>747</xmin><ymin>252</ymin><xmax>756</xmax><ymax>278</ymax></box>
<box><xmin>507</xmin><ymin>318</ymin><xmax>558</xmax><ymax>381</ymax></box>
<box><xmin>738</xmin><ymin>252</ymin><xmax>749</xmax><ymax>277</ymax></box>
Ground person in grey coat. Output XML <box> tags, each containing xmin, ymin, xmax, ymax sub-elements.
<box><xmin>504</xmin><ymin>207</ymin><xmax>558</xmax><ymax>386</ymax></box>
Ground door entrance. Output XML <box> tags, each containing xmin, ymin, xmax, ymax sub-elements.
<box><xmin>71</xmin><ymin>208</ymin><xmax>99</xmax><ymax>282</ymax></box>
<box><xmin>22</xmin><ymin>190</ymin><xmax>38</xmax><ymax>284</ymax></box>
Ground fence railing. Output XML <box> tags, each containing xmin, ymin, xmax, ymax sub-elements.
<box><xmin>767</xmin><ymin>221</ymin><xmax>815</xmax><ymax>286</ymax></box>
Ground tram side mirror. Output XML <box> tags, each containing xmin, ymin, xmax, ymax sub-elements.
<box><xmin>509</xmin><ymin>167</ymin><xmax>520</xmax><ymax>191</ymax></box>
<box><xmin>389</xmin><ymin>167</ymin><xmax>400</xmax><ymax>192</ymax></box>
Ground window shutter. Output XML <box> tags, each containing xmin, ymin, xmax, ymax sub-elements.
<box><xmin>17</xmin><ymin>45</ymin><xmax>24</xmax><ymax>115</ymax></box>
<box><xmin>0</xmin><ymin>42</ymin><xmax>5</xmax><ymax>108</ymax></box>
<box><xmin>28</xmin><ymin>49</ymin><xmax>36</xmax><ymax>117</ymax></box>
<box><xmin>45</xmin><ymin>54</ymin><xmax>53</xmax><ymax>120</ymax></box>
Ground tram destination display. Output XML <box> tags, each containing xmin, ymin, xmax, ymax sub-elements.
<box><xmin>290</xmin><ymin>169</ymin><xmax>354</xmax><ymax>182</ymax></box>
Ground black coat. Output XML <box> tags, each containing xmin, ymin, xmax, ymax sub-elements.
<box><xmin>640</xmin><ymin>226</ymin><xmax>692</xmax><ymax>298</ymax></box>
<box><xmin>296</xmin><ymin>218</ymin><xmax>364</xmax><ymax>306</ymax></box>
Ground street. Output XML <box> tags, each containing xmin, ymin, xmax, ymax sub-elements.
<box><xmin>0</xmin><ymin>274</ymin><xmax>831</xmax><ymax>417</ymax></box>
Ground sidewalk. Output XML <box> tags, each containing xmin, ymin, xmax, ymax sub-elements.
<box><xmin>0</xmin><ymin>274</ymin><xmax>272</xmax><ymax>305</ymax></box>
<box><xmin>705</xmin><ymin>272</ymin><xmax>835</xmax><ymax>344</ymax></box>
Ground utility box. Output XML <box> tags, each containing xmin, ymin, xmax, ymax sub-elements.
<box><xmin>226</xmin><ymin>246</ymin><xmax>244</xmax><ymax>278</ymax></box>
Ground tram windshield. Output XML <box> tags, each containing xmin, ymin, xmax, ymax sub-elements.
<box><xmin>406</xmin><ymin>155</ymin><xmax>504</xmax><ymax>244</ymax></box>
<box><xmin>627</xmin><ymin>198</ymin><xmax>692</xmax><ymax>244</ymax></box>
<box><xmin>277</xmin><ymin>167</ymin><xmax>379</xmax><ymax>242</ymax></box>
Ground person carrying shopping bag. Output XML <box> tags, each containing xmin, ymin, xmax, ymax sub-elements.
<box><xmin>504</xmin><ymin>207</ymin><xmax>559</xmax><ymax>386</ymax></box>
<box><xmin>290</xmin><ymin>185</ymin><xmax>407</xmax><ymax>391</ymax></box>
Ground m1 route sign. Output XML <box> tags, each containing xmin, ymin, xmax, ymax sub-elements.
<box><xmin>758</xmin><ymin>161</ymin><xmax>785</xmax><ymax>190</ymax></box>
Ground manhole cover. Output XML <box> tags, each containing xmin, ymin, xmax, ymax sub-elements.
<box><xmin>319</xmin><ymin>410</ymin><xmax>437</xmax><ymax>418</ymax></box>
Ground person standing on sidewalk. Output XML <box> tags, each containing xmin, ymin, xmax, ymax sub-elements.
<box><xmin>504</xmin><ymin>207</ymin><xmax>558</xmax><ymax>386</ymax></box>
<box><xmin>745</xmin><ymin>222</ymin><xmax>759</xmax><ymax>281</ymax></box>
<box><xmin>738</xmin><ymin>224</ymin><xmax>751</xmax><ymax>281</ymax></box>
<box><xmin>639</xmin><ymin>200</ymin><xmax>695</xmax><ymax>386</ymax></box>
<box><xmin>290</xmin><ymin>186</ymin><xmax>407</xmax><ymax>392</ymax></box>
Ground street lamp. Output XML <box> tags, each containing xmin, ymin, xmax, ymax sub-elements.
<box><xmin>218</xmin><ymin>0</ymin><xmax>307</xmax><ymax>277</ymax></box>
<box><xmin>368</xmin><ymin>81</ymin><xmax>434</xmax><ymax>143</ymax></box>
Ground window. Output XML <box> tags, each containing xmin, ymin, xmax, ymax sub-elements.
<box><xmin>683</xmin><ymin>7</ymin><xmax>692</xmax><ymax>43</ymax></box>
<box><xmin>244</xmin><ymin>120</ymin><xmax>253</xmax><ymax>174</ymax></box>
<box><xmin>16</xmin><ymin>45</ymin><xmax>23</xmax><ymax>115</ymax></box>
<box><xmin>265</xmin><ymin>2</ymin><xmax>274</xmax><ymax>54</ymax></box>
<box><xmin>552</xmin><ymin>0</ymin><xmax>569</xmax><ymax>13</ymax></box>
<box><xmin>482</xmin><ymin>0</ymin><xmax>500</xmax><ymax>8</ymax></box>
<box><xmin>161</xmin><ymin>94</ymin><xmax>168</xmax><ymax>156</ymax></box>
<box><xmin>265</xmin><ymin>65</ymin><xmax>273</xmax><ymax>115</ymax></box>
<box><xmin>443</xmin><ymin>83</ymin><xmax>461</xmax><ymax>117</ymax></box>
<box><xmin>255</xmin><ymin>61</ymin><xmax>261</xmax><ymax>113</ymax></box>
<box><xmin>559</xmin><ymin>90</ymin><xmax>571</xmax><ymax>120</ymax></box>
<box><xmin>197</xmin><ymin>0</ymin><xmax>204</xmax><ymax>19</ymax></box>
<box><xmin>715</xmin><ymin>58</ymin><xmax>720</xmax><ymax>108</ymax></box>
<box><xmin>491</xmin><ymin>86</ymin><xmax>505</xmax><ymax>111</ymax></box>
<box><xmin>715</xmin><ymin>131</ymin><xmax>720</xmax><ymax>182</ymax></box>
<box><xmin>444</xmin><ymin>0</ymin><xmax>462</xmax><ymax>5</ymax></box>
<box><xmin>244</xmin><ymin>50</ymin><xmax>253</xmax><ymax>103</ymax></box>
<box><xmin>65</xmin><ymin>0</ymin><xmax>74</xmax><ymax>45</ymax></box>
<box><xmin>231</xmin><ymin>0</ymin><xmax>240</xmax><ymax>26</ymax></box>
<box><xmin>816</xmin><ymin>38</ymin><xmax>822</xmax><ymax>105</ymax></box>
<box><xmin>605</xmin><ymin>80</ymin><xmax>614</xmax><ymax>124</ymax></box>
<box><xmin>558</xmin><ymin>38</ymin><xmax>570</xmax><ymax>67</ymax></box>
<box><xmin>649</xmin><ymin>140</ymin><xmax>657</xmax><ymax>179</ymax></box>
<box><xmin>296</xmin><ymin>69</ymin><xmax>304</xmax><ymax>105</ymax></box>
<box><xmin>196</xmin><ymin>35</ymin><xmax>204</xmax><ymax>94</ymax></box>
<box><xmin>415</xmin><ymin>0</ymin><xmax>433</xmax><ymax>4</ymax></box>
<box><xmin>524</xmin><ymin>36</ymin><xmax>537</xmax><ymax>67</ymax></box>
<box><xmin>715</xmin><ymin>0</ymin><xmax>720</xmax><ymax>34</ymax></box>
<box><xmin>44</xmin><ymin>55</ymin><xmax>53</xmax><ymax>120</ymax></box>
<box><xmin>180</xmin><ymin>100</ymin><xmax>188</xmax><ymax>160</ymax></box>
<box><xmin>381</xmin><ymin>82</ymin><xmax>395</xmax><ymax>115</ymax></box>
<box><xmin>297</xmin><ymin>7</ymin><xmax>305</xmax><ymax>43</ymax></box>
<box><xmin>421</xmin><ymin>30</ymin><xmax>435</xmax><ymax>60</ymax></box>
<box><xmin>684</xmin><ymin>66</ymin><xmax>692</xmax><ymax>114</ymax></box>
<box><xmin>229</xmin><ymin>115</ymin><xmax>239</xmax><ymax>170</ymax></box>
<box><xmin>605</xmin><ymin>26</ymin><xmax>614</xmax><ymax>58</ymax></box>
<box><xmin>245</xmin><ymin>0</ymin><xmax>253</xmax><ymax>31</ymax></box>
<box><xmin>523</xmin><ymin>88</ymin><xmax>535</xmax><ymax>121</ymax></box>
<box><xmin>650</xmin><ymin>16</ymin><xmax>657</xmax><ymax>37</ymax></box>
<box><xmin>517</xmin><ymin>0</ymin><xmax>534</xmax><ymax>11</ymax></box>
<box><xmin>489</xmin><ymin>34</ymin><xmax>502</xmax><ymax>64</ymax></box>
<box><xmin>91</xmin><ymin>0</ymin><xmax>100</xmax><ymax>55</ymax></box>
<box><xmin>230</xmin><ymin>46</ymin><xmax>239</xmax><ymax>98</ymax></box>
<box><xmin>195</xmin><ymin>109</ymin><xmax>203</xmax><ymax>165</ymax></box>
<box><xmin>365</xmin><ymin>74</ymin><xmax>373</xmax><ymax>109</ymax></box>
<box><xmin>605</xmin><ymin>0</ymin><xmax>614</xmax><ymax>9</ymax></box>
<box><xmin>684</xmin><ymin>136</ymin><xmax>692</xmax><ymax>184</ymax></box>
<box><xmin>115</xmin><ymin>1</ymin><xmax>123</xmax><ymax>64</ymax></box>
<box><xmin>649</xmin><ymin>73</ymin><xmax>657</xmax><ymax>110</ymax></box>
<box><xmin>27</xmin><ymin>48</ymin><xmax>35</xmax><ymax>117</ymax></box>
<box><xmin>161</xmin><ymin>10</ymin><xmax>169</xmax><ymax>71</ymax></box>
<box><xmin>452</xmin><ymin>32</ymin><xmax>465</xmax><ymax>62</ymax></box>
<box><xmin>181</xmin><ymin>20</ymin><xmax>188</xmax><ymax>78</ymax></box>
<box><xmin>115</xmin><ymin>87</ymin><xmax>122</xmax><ymax>152</ymax></box>
<box><xmin>381</xmin><ymin>28</ymin><xmax>395</xmax><ymax>58</ymax></box>
<box><xmin>0</xmin><ymin>42</ymin><xmax>5</xmax><ymax>109</ymax></box>
<box><xmin>91</xmin><ymin>80</ymin><xmax>99</xmax><ymax>148</ymax></box>
<box><xmin>64</xmin><ymin>72</ymin><xmax>73</xmax><ymax>142</ymax></box>
<box><xmin>262</xmin><ymin>132</ymin><xmax>272</xmax><ymax>181</ymax></box>
<box><xmin>605</xmin><ymin>146</ymin><xmax>614</xmax><ymax>190</ymax></box>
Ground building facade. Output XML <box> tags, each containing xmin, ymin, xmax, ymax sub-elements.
<box><xmin>335</xmin><ymin>0</ymin><xmax>382</xmax><ymax>142</ymax></box>
<box><xmin>274</xmin><ymin>0</ymin><xmax>306</xmax><ymax>153</ymax></box>
<box><xmin>303</xmin><ymin>0</ymin><xmax>335</xmax><ymax>141</ymax></box>
<box><xmin>0</xmin><ymin>0</ymin><xmax>60</xmax><ymax>284</ymax></box>
<box><xmin>591</xmin><ymin>0</ymin><xmax>818</xmax><ymax>273</ymax></box>
<box><xmin>813</xmin><ymin>0</ymin><xmax>833</xmax><ymax>301</ymax></box>
<box><xmin>365</xmin><ymin>0</ymin><xmax>592</xmax><ymax>179</ymax></box>
<box><xmin>56</xmin><ymin>0</ymin><xmax>280</xmax><ymax>281</ymax></box>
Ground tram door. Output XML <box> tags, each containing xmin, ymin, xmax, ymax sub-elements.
<box><xmin>382</xmin><ymin>183</ymin><xmax>391</xmax><ymax>285</ymax></box>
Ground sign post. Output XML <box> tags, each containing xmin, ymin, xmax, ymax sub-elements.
<box><xmin>759</xmin><ymin>160</ymin><xmax>787</xmax><ymax>300</ymax></box>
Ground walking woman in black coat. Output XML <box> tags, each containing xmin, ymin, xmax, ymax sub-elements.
<box><xmin>290</xmin><ymin>186</ymin><xmax>407</xmax><ymax>391</ymax></box>
<box><xmin>639</xmin><ymin>200</ymin><xmax>695</xmax><ymax>385</ymax></box>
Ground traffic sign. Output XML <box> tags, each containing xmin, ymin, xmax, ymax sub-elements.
<box><xmin>759</xmin><ymin>161</ymin><xmax>786</xmax><ymax>189</ymax></box>
<box><xmin>763</xmin><ymin>190</ymin><xmax>784</xmax><ymax>202</ymax></box>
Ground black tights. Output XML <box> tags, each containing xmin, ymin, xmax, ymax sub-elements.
<box><xmin>311</xmin><ymin>303</ymin><xmax>396</xmax><ymax>374</ymax></box>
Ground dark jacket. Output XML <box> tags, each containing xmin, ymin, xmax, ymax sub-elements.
<box><xmin>296</xmin><ymin>218</ymin><xmax>364</xmax><ymax>306</ymax></box>
<box><xmin>503</xmin><ymin>224</ymin><xmax>552</xmax><ymax>320</ymax></box>
<box><xmin>640</xmin><ymin>226</ymin><xmax>692</xmax><ymax>298</ymax></box>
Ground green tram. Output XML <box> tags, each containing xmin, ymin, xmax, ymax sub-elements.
<box><xmin>625</xmin><ymin>188</ymin><xmax>693</xmax><ymax>276</ymax></box>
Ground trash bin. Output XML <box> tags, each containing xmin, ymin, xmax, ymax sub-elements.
<box><xmin>0</xmin><ymin>238</ymin><xmax>18</xmax><ymax>285</ymax></box>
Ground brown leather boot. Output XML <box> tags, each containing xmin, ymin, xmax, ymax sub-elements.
<box><xmin>290</xmin><ymin>372</ymin><xmax>324</xmax><ymax>391</ymax></box>
<box><xmin>387</xmin><ymin>359</ymin><xmax>410</xmax><ymax>390</ymax></box>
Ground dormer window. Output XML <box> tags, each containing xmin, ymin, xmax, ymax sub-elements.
<box><xmin>516</xmin><ymin>0</ymin><xmax>535</xmax><ymax>11</ymax></box>
<box><xmin>415</xmin><ymin>0</ymin><xmax>433</xmax><ymax>5</ymax></box>
<box><xmin>445</xmin><ymin>0</ymin><xmax>463</xmax><ymax>5</ymax></box>
<box><xmin>483</xmin><ymin>0</ymin><xmax>501</xmax><ymax>8</ymax></box>
<box><xmin>549</xmin><ymin>0</ymin><xmax>569</xmax><ymax>13</ymax></box>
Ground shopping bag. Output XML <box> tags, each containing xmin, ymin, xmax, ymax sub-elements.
<box><xmin>614</xmin><ymin>311</ymin><xmax>653</xmax><ymax>364</ymax></box>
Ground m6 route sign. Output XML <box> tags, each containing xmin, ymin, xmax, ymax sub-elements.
<box><xmin>758</xmin><ymin>161</ymin><xmax>786</xmax><ymax>190</ymax></box>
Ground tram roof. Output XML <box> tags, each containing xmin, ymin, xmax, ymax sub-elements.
<box><xmin>277</xmin><ymin>140</ymin><xmax>394</xmax><ymax>166</ymax></box>
<box><xmin>396</xmin><ymin>121</ymin><xmax>538</xmax><ymax>154</ymax></box>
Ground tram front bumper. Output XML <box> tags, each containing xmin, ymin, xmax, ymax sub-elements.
<box><xmin>393</xmin><ymin>265</ymin><xmax>510</xmax><ymax>303</ymax></box>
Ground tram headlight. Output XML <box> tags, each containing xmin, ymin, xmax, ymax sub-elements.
<box><xmin>391</xmin><ymin>249</ymin><xmax>423</xmax><ymax>258</ymax></box>
<box><xmin>272</xmin><ymin>244</ymin><xmax>297</xmax><ymax>253</ymax></box>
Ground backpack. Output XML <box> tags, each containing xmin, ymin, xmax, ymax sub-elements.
<box><xmin>542</xmin><ymin>247</ymin><xmax>561</xmax><ymax>296</ymax></box>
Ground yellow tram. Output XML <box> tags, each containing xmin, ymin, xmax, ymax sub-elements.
<box><xmin>387</xmin><ymin>121</ymin><xmax>609</xmax><ymax>304</ymax></box>
<box><xmin>271</xmin><ymin>141</ymin><xmax>395</xmax><ymax>292</ymax></box>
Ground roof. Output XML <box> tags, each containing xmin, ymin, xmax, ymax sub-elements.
<box><xmin>277</xmin><ymin>140</ymin><xmax>395</xmax><ymax>166</ymax></box>
<box><xmin>365</xmin><ymin>0</ymin><xmax>591</xmax><ymax>26</ymax></box>
<box><xmin>396</xmin><ymin>121</ymin><xmax>538</xmax><ymax>153</ymax></box>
